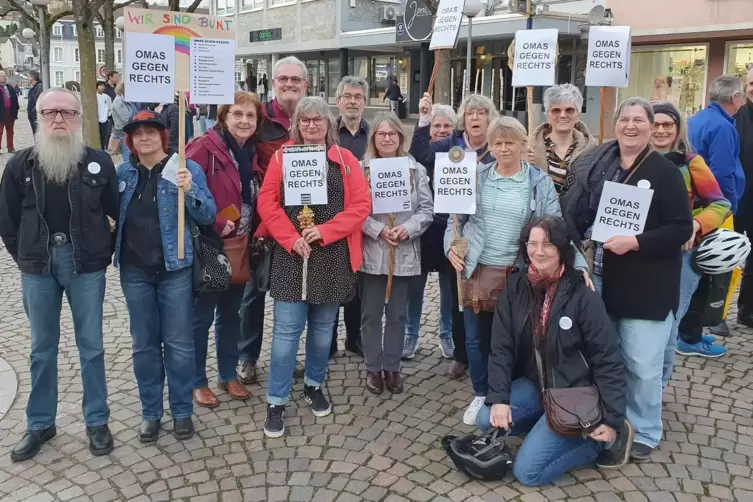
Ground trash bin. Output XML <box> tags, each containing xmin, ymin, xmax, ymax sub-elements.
<box><xmin>398</xmin><ymin>99</ymin><xmax>407</xmax><ymax>119</ymax></box>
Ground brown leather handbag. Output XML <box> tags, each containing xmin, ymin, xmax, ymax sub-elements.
<box><xmin>223</xmin><ymin>234</ymin><xmax>251</xmax><ymax>284</ymax></box>
<box><xmin>461</xmin><ymin>264</ymin><xmax>514</xmax><ymax>314</ymax></box>
<box><xmin>534</xmin><ymin>343</ymin><xmax>602</xmax><ymax>437</ymax></box>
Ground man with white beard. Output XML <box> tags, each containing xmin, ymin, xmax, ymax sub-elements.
<box><xmin>0</xmin><ymin>88</ymin><xmax>120</xmax><ymax>462</ymax></box>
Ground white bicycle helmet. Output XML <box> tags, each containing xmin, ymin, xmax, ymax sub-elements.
<box><xmin>694</xmin><ymin>228</ymin><xmax>751</xmax><ymax>275</ymax></box>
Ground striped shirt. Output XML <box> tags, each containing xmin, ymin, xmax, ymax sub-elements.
<box><xmin>544</xmin><ymin>136</ymin><xmax>578</xmax><ymax>195</ymax></box>
<box><xmin>478</xmin><ymin>163</ymin><xmax>531</xmax><ymax>266</ymax></box>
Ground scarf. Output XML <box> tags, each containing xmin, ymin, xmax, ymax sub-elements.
<box><xmin>527</xmin><ymin>264</ymin><xmax>565</xmax><ymax>341</ymax></box>
<box><xmin>222</xmin><ymin>129</ymin><xmax>253</xmax><ymax>206</ymax></box>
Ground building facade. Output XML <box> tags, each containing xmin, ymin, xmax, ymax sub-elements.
<box><xmin>48</xmin><ymin>20</ymin><xmax>124</xmax><ymax>87</ymax></box>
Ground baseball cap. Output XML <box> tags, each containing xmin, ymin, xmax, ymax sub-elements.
<box><xmin>123</xmin><ymin>110</ymin><xmax>167</xmax><ymax>134</ymax></box>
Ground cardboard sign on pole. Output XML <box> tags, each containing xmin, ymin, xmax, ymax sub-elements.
<box><xmin>511</xmin><ymin>28</ymin><xmax>558</xmax><ymax>87</ymax></box>
<box><xmin>124</xmin><ymin>32</ymin><xmax>175</xmax><ymax>104</ymax></box>
<box><xmin>434</xmin><ymin>149</ymin><xmax>477</xmax><ymax>214</ymax></box>
<box><xmin>283</xmin><ymin>145</ymin><xmax>329</xmax><ymax>206</ymax></box>
<box><xmin>429</xmin><ymin>0</ymin><xmax>464</xmax><ymax>50</ymax></box>
<box><xmin>586</xmin><ymin>26</ymin><xmax>631</xmax><ymax>88</ymax></box>
<box><xmin>369</xmin><ymin>157</ymin><xmax>412</xmax><ymax>215</ymax></box>
<box><xmin>591</xmin><ymin>181</ymin><xmax>654</xmax><ymax>243</ymax></box>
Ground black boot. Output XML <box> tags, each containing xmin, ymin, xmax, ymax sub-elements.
<box><xmin>87</xmin><ymin>425</ymin><xmax>114</xmax><ymax>456</ymax></box>
<box><xmin>173</xmin><ymin>417</ymin><xmax>195</xmax><ymax>440</ymax></box>
<box><xmin>138</xmin><ymin>420</ymin><xmax>160</xmax><ymax>444</ymax></box>
<box><xmin>10</xmin><ymin>426</ymin><xmax>56</xmax><ymax>462</ymax></box>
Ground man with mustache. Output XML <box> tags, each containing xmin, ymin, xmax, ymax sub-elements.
<box><xmin>0</xmin><ymin>89</ymin><xmax>120</xmax><ymax>461</ymax></box>
<box><xmin>238</xmin><ymin>56</ymin><xmax>310</xmax><ymax>384</ymax></box>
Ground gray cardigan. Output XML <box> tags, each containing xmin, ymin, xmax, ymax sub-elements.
<box><xmin>111</xmin><ymin>96</ymin><xmax>134</xmax><ymax>138</ymax></box>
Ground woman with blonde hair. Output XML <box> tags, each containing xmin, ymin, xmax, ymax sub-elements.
<box><xmin>360</xmin><ymin>112</ymin><xmax>433</xmax><ymax>394</ymax></box>
<box><xmin>447</xmin><ymin>116</ymin><xmax>590</xmax><ymax>426</ymax></box>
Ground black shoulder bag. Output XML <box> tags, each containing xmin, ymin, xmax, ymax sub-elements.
<box><xmin>190</xmin><ymin>220</ymin><xmax>231</xmax><ymax>294</ymax></box>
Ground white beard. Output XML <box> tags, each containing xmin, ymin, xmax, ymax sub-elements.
<box><xmin>34</xmin><ymin>130</ymin><xmax>86</xmax><ymax>184</ymax></box>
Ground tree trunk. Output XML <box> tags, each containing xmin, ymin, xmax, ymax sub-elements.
<box><xmin>102</xmin><ymin>1</ymin><xmax>115</xmax><ymax>73</ymax></box>
<box><xmin>433</xmin><ymin>49</ymin><xmax>451</xmax><ymax>105</ymax></box>
<box><xmin>73</xmin><ymin>1</ymin><xmax>100</xmax><ymax>148</ymax></box>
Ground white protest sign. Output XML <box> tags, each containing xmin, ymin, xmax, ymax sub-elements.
<box><xmin>369</xmin><ymin>157</ymin><xmax>412</xmax><ymax>215</ymax></box>
<box><xmin>511</xmin><ymin>29</ymin><xmax>559</xmax><ymax>87</ymax></box>
<box><xmin>434</xmin><ymin>147</ymin><xmax>476</xmax><ymax>214</ymax></box>
<box><xmin>591</xmin><ymin>181</ymin><xmax>653</xmax><ymax>243</ymax></box>
<box><xmin>283</xmin><ymin>145</ymin><xmax>328</xmax><ymax>206</ymax></box>
<box><xmin>586</xmin><ymin>26</ymin><xmax>632</xmax><ymax>88</ymax></box>
<box><xmin>124</xmin><ymin>32</ymin><xmax>175</xmax><ymax>104</ymax></box>
<box><xmin>429</xmin><ymin>0</ymin><xmax>464</xmax><ymax>50</ymax></box>
<box><xmin>190</xmin><ymin>37</ymin><xmax>236</xmax><ymax>104</ymax></box>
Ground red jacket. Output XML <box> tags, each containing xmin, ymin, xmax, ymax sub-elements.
<box><xmin>255</xmin><ymin>143</ymin><xmax>371</xmax><ymax>272</ymax></box>
<box><xmin>186</xmin><ymin>129</ymin><xmax>259</xmax><ymax>237</ymax></box>
<box><xmin>256</xmin><ymin>100</ymin><xmax>291</xmax><ymax>175</ymax></box>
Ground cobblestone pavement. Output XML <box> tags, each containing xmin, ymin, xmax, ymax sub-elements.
<box><xmin>1</xmin><ymin>112</ymin><xmax>753</xmax><ymax>502</ymax></box>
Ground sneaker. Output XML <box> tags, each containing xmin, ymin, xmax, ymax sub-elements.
<box><xmin>438</xmin><ymin>336</ymin><xmax>455</xmax><ymax>359</ymax></box>
<box><xmin>402</xmin><ymin>336</ymin><xmax>419</xmax><ymax>359</ymax></box>
<box><xmin>595</xmin><ymin>419</ymin><xmax>635</xmax><ymax>470</ymax></box>
<box><xmin>676</xmin><ymin>340</ymin><xmax>726</xmax><ymax>358</ymax></box>
<box><xmin>238</xmin><ymin>361</ymin><xmax>257</xmax><ymax>385</ymax></box>
<box><xmin>702</xmin><ymin>333</ymin><xmax>716</xmax><ymax>344</ymax></box>
<box><xmin>302</xmin><ymin>384</ymin><xmax>332</xmax><ymax>417</ymax></box>
<box><xmin>264</xmin><ymin>404</ymin><xmax>285</xmax><ymax>438</ymax></box>
<box><xmin>630</xmin><ymin>442</ymin><xmax>654</xmax><ymax>461</ymax></box>
<box><xmin>463</xmin><ymin>396</ymin><xmax>486</xmax><ymax>426</ymax></box>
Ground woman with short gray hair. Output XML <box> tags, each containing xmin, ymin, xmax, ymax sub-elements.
<box><xmin>527</xmin><ymin>84</ymin><xmax>596</xmax><ymax>194</ymax></box>
<box><xmin>255</xmin><ymin>95</ymin><xmax>371</xmax><ymax>438</ymax></box>
<box><xmin>561</xmin><ymin>97</ymin><xmax>693</xmax><ymax>464</ymax></box>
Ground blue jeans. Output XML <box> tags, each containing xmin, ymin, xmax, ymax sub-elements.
<box><xmin>198</xmin><ymin>116</ymin><xmax>207</xmax><ymax>135</ymax></box>
<box><xmin>464</xmin><ymin>309</ymin><xmax>493</xmax><ymax>396</ymax></box>
<box><xmin>120</xmin><ymin>136</ymin><xmax>130</xmax><ymax>164</ymax></box>
<box><xmin>238</xmin><ymin>278</ymin><xmax>266</xmax><ymax>363</ymax></box>
<box><xmin>267</xmin><ymin>300</ymin><xmax>339</xmax><ymax>405</ymax></box>
<box><xmin>120</xmin><ymin>266</ymin><xmax>195</xmax><ymax>420</ymax></box>
<box><xmin>615</xmin><ymin>311</ymin><xmax>673</xmax><ymax>448</ymax></box>
<box><xmin>21</xmin><ymin>244</ymin><xmax>109</xmax><ymax>430</ymax></box>
<box><xmin>476</xmin><ymin>378</ymin><xmax>602</xmax><ymax>486</ymax></box>
<box><xmin>592</xmin><ymin>273</ymin><xmax>603</xmax><ymax>296</ymax></box>
<box><xmin>192</xmin><ymin>285</ymin><xmax>245</xmax><ymax>387</ymax></box>
<box><xmin>405</xmin><ymin>270</ymin><xmax>453</xmax><ymax>341</ymax></box>
<box><xmin>205</xmin><ymin>119</ymin><xmax>216</xmax><ymax>130</ymax></box>
<box><xmin>662</xmin><ymin>251</ymin><xmax>702</xmax><ymax>387</ymax></box>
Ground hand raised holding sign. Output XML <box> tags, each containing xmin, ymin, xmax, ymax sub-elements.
<box><xmin>419</xmin><ymin>92</ymin><xmax>433</xmax><ymax>121</ymax></box>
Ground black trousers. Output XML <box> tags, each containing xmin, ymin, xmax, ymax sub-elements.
<box><xmin>449</xmin><ymin>270</ymin><xmax>468</xmax><ymax>365</ymax></box>
<box><xmin>98</xmin><ymin>121</ymin><xmax>110</xmax><ymax>150</ymax></box>
<box><xmin>678</xmin><ymin>271</ymin><xmax>732</xmax><ymax>344</ymax></box>
<box><xmin>738</xmin><ymin>250</ymin><xmax>753</xmax><ymax>321</ymax></box>
<box><xmin>331</xmin><ymin>292</ymin><xmax>362</xmax><ymax>354</ymax></box>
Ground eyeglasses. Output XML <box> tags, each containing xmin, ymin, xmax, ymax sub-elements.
<box><xmin>549</xmin><ymin>107</ymin><xmax>578</xmax><ymax>116</ymax></box>
<box><xmin>299</xmin><ymin>116</ymin><xmax>325</xmax><ymax>127</ymax></box>
<box><xmin>230</xmin><ymin>111</ymin><xmax>257</xmax><ymax>122</ymax></box>
<box><xmin>375</xmin><ymin>131</ymin><xmax>399</xmax><ymax>140</ymax></box>
<box><xmin>40</xmin><ymin>109</ymin><xmax>78</xmax><ymax>120</ymax></box>
<box><xmin>276</xmin><ymin>76</ymin><xmax>304</xmax><ymax>85</ymax></box>
<box><xmin>340</xmin><ymin>93</ymin><xmax>365</xmax><ymax>102</ymax></box>
<box><xmin>526</xmin><ymin>241</ymin><xmax>557</xmax><ymax>252</ymax></box>
<box><xmin>653</xmin><ymin>121</ymin><xmax>676</xmax><ymax>131</ymax></box>
<box><xmin>466</xmin><ymin>109</ymin><xmax>488</xmax><ymax>118</ymax></box>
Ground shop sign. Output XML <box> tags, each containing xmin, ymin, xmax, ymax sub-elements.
<box><xmin>429</xmin><ymin>0</ymin><xmax>464</xmax><ymax>50</ymax></box>
<box><xmin>396</xmin><ymin>0</ymin><xmax>432</xmax><ymax>43</ymax></box>
<box><xmin>586</xmin><ymin>26</ymin><xmax>631</xmax><ymax>88</ymax></box>
<box><xmin>511</xmin><ymin>28</ymin><xmax>558</xmax><ymax>87</ymax></box>
<box><xmin>250</xmin><ymin>28</ymin><xmax>281</xmax><ymax>43</ymax></box>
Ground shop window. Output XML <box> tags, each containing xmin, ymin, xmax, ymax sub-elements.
<box><xmin>619</xmin><ymin>45</ymin><xmax>707</xmax><ymax>118</ymax></box>
<box><xmin>371</xmin><ymin>56</ymin><xmax>395</xmax><ymax>106</ymax></box>
<box><xmin>727</xmin><ymin>42</ymin><xmax>753</xmax><ymax>80</ymax></box>
<box><xmin>328</xmin><ymin>58</ymin><xmax>340</xmax><ymax>104</ymax></box>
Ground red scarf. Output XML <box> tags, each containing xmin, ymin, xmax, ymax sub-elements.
<box><xmin>527</xmin><ymin>264</ymin><xmax>565</xmax><ymax>340</ymax></box>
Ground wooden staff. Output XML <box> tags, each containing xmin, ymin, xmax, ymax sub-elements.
<box><xmin>177</xmin><ymin>91</ymin><xmax>187</xmax><ymax>259</ymax></box>
<box><xmin>298</xmin><ymin>206</ymin><xmax>315</xmax><ymax>301</ymax></box>
<box><xmin>527</xmin><ymin>86</ymin><xmax>535</xmax><ymax>145</ymax></box>
<box><xmin>385</xmin><ymin>214</ymin><xmax>396</xmax><ymax>303</ymax></box>
<box><xmin>598</xmin><ymin>86</ymin><xmax>606</xmax><ymax>144</ymax></box>
<box><xmin>427</xmin><ymin>49</ymin><xmax>442</xmax><ymax>99</ymax></box>
<box><xmin>452</xmin><ymin>217</ymin><xmax>468</xmax><ymax>313</ymax></box>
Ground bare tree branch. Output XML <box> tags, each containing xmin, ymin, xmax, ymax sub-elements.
<box><xmin>113</xmin><ymin>0</ymin><xmax>143</xmax><ymax>10</ymax></box>
<box><xmin>185</xmin><ymin>0</ymin><xmax>203</xmax><ymax>12</ymax></box>
<box><xmin>48</xmin><ymin>9</ymin><xmax>73</xmax><ymax>26</ymax></box>
<box><xmin>91</xmin><ymin>0</ymin><xmax>108</xmax><ymax>15</ymax></box>
<box><xmin>94</xmin><ymin>10</ymin><xmax>104</xmax><ymax>26</ymax></box>
<box><xmin>0</xmin><ymin>0</ymin><xmax>39</xmax><ymax>28</ymax></box>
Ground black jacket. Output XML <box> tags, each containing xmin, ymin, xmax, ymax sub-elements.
<box><xmin>27</xmin><ymin>82</ymin><xmax>42</xmax><ymax>124</ymax></box>
<box><xmin>0</xmin><ymin>147</ymin><xmax>120</xmax><ymax>275</ymax></box>
<box><xmin>487</xmin><ymin>268</ymin><xmax>626</xmax><ymax>431</ymax></box>
<box><xmin>561</xmin><ymin>141</ymin><xmax>693</xmax><ymax>320</ymax></box>
<box><xmin>735</xmin><ymin>102</ymin><xmax>753</xmax><ymax>234</ymax></box>
<box><xmin>0</xmin><ymin>84</ymin><xmax>19</xmax><ymax>121</ymax></box>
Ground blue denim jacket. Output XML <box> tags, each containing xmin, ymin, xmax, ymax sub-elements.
<box><xmin>114</xmin><ymin>158</ymin><xmax>217</xmax><ymax>271</ymax></box>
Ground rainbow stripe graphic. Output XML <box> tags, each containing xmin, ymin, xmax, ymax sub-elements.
<box><xmin>153</xmin><ymin>25</ymin><xmax>201</xmax><ymax>55</ymax></box>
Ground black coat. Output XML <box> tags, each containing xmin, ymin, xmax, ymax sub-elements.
<box><xmin>735</xmin><ymin>102</ymin><xmax>753</xmax><ymax>235</ymax></box>
<box><xmin>27</xmin><ymin>82</ymin><xmax>42</xmax><ymax>124</ymax></box>
<box><xmin>0</xmin><ymin>147</ymin><xmax>120</xmax><ymax>275</ymax></box>
<box><xmin>561</xmin><ymin>141</ymin><xmax>693</xmax><ymax>321</ymax></box>
<box><xmin>487</xmin><ymin>268</ymin><xmax>626</xmax><ymax>431</ymax></box>
<box><xmin>0</xmin><ymin>84</ymin><xmax>19</xmax><ymax>121</ymax></box>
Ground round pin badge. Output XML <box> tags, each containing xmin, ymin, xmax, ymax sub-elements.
<box><xmin>559</xmin><ymin>316</ymin><xmax>573</xmax><ymax>330</ymax></box>
<box><xmin>637</xmin><ymin>179</ymin><xmax>651</xmax><ymax>189</ymax></box>
<box><xmin>448</xmin><ymin>146</ymin><xmax>465</xmax><ymax>163</ymax></box>
<box><xmin>118</xmin><ymin>181</ymin><xmax>126</xmax><ymax>193</ymax></box>
<box><xmin>87</xmin><ymin>162</ymin><xmax>101</xmax><ymax>175</ymax></box>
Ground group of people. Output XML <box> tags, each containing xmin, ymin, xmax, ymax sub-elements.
<box><xmin>1</xmin><ymin>54</ymin><xmax>751</xmax><ymax>489</ymax></box>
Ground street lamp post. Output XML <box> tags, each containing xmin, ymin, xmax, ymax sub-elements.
<box><xmin>22</xmin><ymin>0</ymin><xmax>51</xmax><ymax>90</ymax></box>
<box><xmin>462</xmin><ymin>0</ymin><xmax>483</xmax><ymax>99</ymax></box>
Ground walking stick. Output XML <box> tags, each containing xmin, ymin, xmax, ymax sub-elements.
<box><xmin>298</xmin><ymin>206</ymin><xmax>315</xmax><ymax>301</ymax></box>
<box><xmin>451</xmin><ymin>217</ymin><xmax>468</xmax><ymax>312</ymax></box>
<box><xmin>385</xmin><ymin>214</ymin><xmax>396</xmax><ymax>303</ymax></box>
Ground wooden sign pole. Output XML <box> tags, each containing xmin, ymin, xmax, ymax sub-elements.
<box><xmin>177</xmin><ymin>91</ymin><xmax>186</xmax><ymax>259</ymax></box>
<box><xmin>598</xmin><ymin>86</ymin><xmax>606</xmax><ymax>144</ymax></box>
<box><xmin>527</xmin><ymin>86</ymin><xmax>535</xmax><ymax>145</ymax></box>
